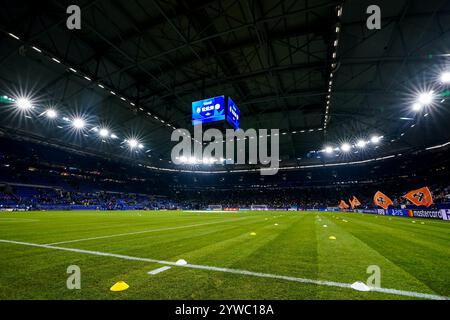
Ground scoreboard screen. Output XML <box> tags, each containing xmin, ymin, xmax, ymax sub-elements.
<box><xmin>192</xmin><ymin>96</ymin><xmax>225</xmax><ymax>126</ymax></box>
<box><xmin>226</xmin><ymin>97</ymin><xmax>240</xmax><ymax>129</ymax></box>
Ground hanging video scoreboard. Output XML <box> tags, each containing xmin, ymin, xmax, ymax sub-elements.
<box><xmin>192</xmin><ymin>95</ymin><xmax>240</xmax><ymax>129</ymax></box>
<box><xmin>226</xmin><ymin>97</ymin><xmax>240</xmax><ymax>129</ymax></box>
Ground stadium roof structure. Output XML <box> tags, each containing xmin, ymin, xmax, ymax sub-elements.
<box><xmin>0</xmin><ymin>0</ymin><xmax>450</xmax><ymax>171</ymax></box>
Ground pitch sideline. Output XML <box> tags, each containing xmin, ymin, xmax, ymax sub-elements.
<box><xmin>0</xmin><ymin>238</ymin><xmax>447</xmax><ymax>300</ymax></box>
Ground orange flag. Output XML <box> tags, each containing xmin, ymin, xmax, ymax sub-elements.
<box><xmin>349</xmin><ymin>196</ymin><xmax>361</xmax><ymax>209</ymax></box>
<box><xmin>403</xmin><ymin>187</ymin><xmax>433</xmax><ymax>207</ymax></box>
<box><xmin>339</xmin><ymin>200</ymin><xmax>350</xmax><ymax>209</ymax></box>
<box><xmin>373</xmin><ymin>191</ymin><xmax>393</xmax><ymax>210</ymax></box>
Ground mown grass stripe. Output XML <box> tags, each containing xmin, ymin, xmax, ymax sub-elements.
<box><xmin>45</xmin><ymin>217</ymin><xmax>250</xmax><ymax>245</ymax></box>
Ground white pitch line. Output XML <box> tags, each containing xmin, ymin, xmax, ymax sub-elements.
<box><xmin>148</xmin><ymin>266</ymin><xmax>171</xmax><ymax>275</ymax></box>
<box><xmin>44</xmin><ymin>217</ymin><xmax>249</xmax><ymax>245</ymax></box>
<box><xmin>0</xmin><ymin>239</ymin><xmax>447</xmax><ymax>300</ymax></box>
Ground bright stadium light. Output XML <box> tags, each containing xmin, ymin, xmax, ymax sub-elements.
<box><xmin>45</xmin><ymin>109</ymin><xmax>57</xmax><ymax>119</ymax></box>
<box><xmin>324</xmin><ymin>146</ymin><xmax>333</xmax><ymax>154</ymax></box>
<box><xmin>417</xmin><ymin>91</ymin><xmax>434</xmax><ymax>105</ymax></box>
<box><xmin>72</xmin><ymin>118</ymin><xmax>85</xmax><ymax>129</ymax></box>
<box><xmin>440</xmin><ymin>71</ymin><xmax>450</xmax><ymax>84</ymax></box>
<box><xmin>340</xmin><ymin>143</ymin><xmax>351</xmax><ymax>152</ymax></box>
<box><xmin>412</xmin><ymin>103</ymin><xmax>423</xmax><ymax>112</ymax></box>
<box><xmin>370</xmin><ymin>136</ymin><xmax>382</xmax><ymax>144</ymax></box>
<box><xmin>127</xmin><ymin>139</ymin><xmax>138</xmax><ymax>149</ymax></box>
<box><xmin>356</xmin><ymin>140</ymin><xmax>367</xmax><ymax>148</ymax></box>
<box><xmin>16</xmin><ymin>97</ymin><xmax>32</xmax><ymax>110</ymax></box>
<box><xmin>138</xmin><ymin>143</ymin><xmax>144</xmax><ymax>149</ymax></box>
<box><xmin>99</xmin><ymin>128</ymin><xmax>109</xmax><ymax>137</ymax></box>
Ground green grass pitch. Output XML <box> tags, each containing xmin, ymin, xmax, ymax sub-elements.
<box><xmin>0</xmin><ymin>210</ymin><xmax>449</xmax><ymax>300</ymax></box>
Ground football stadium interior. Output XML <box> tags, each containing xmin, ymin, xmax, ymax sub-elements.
<box><xmin>0</xmin><ymin>0</ymin><xmax>449</xmax><ymax>302</ymax></box>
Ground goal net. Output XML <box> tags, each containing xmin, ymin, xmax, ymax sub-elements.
<box><xmin>207</xmin><ymin>205</ymin><xmax>223</xmax><ymax>211</ymax></box>
<box><xmin>251</xmin><ymin>205</ymin><xmax>268</xmax><ymax>211</ymax></box>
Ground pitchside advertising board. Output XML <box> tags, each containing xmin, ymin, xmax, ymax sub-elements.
<box><xmin>440</xmin><ymin>209</ymin><xmax>450</xmax><ymax>220</ymax></box>
<box><xmin>374</xmin><ymin>208</ymin><xmax>449</xmax><ymax>220</ymax></box>
<box><xmin>192</xmin><ymin>95</ymin><xmax>240</xmax><ymax>129</ymax></box>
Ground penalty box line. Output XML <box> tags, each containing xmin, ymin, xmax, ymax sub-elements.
<box><xmin>0</xmin><ymin>239</ymin><xmax>447</xmax><ymax>301</ymax></box>
<box><xmin>45</xmin><ymin>217</ymin><xmax>250</xmax><ymax>246</ymax></box>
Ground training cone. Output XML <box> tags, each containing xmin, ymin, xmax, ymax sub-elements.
<box><xmin>175</xmin><ymin>259</ymin><xmax>187</xmax><ymax>265</ymax></box>
<box><xmin>329</xmin><ymin>236</ymin><xmax>336</xmax><ymax>240</ymax></box>
<box><xmin>110</xmin><ymin>281</ymin><xmax>129</xmax><ymax>292</ymax></box>
<box><xmin>351</xmin><ymin>281</ymin><xmax>371</xmax><ymax>292</ymax></box>
<box><xmin>250</xmin><ymin>232</ymin><xmax>256</xmax><ymax>236</ymax></box>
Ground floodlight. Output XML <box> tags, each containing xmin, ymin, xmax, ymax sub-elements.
<box><xmin>340</xmin><ymin>143</ymin><xmax>351</xmax><ymax>152</ymax></box>
<box><xmin>370</xmin><ymin>136</ymin><xmax>381</xmax><ymax>144</ymax></box>
<box><xmin>412</xmin><ymin>103</ymin><xmax>423</xmax><ymax>112</ymax></box>
<box><xmin>99</xmin><ymin>128</ymin><xmax>109</xmax><ymax>137</ymax></box>
<box><xmin>16</xmin><ymin>98</ymin><xmax>32</xmax><ymax>110</ymax></box>
<box><xmin>417</xmin><ymin>92</ymin><xmax>434</xmax><ymax>105</ymax></box>
<box><xmin>46</xmin><ymin>109</ymin><xmax>57</xmax><ymax>119</ymax></box>
<box><xmin>356</xmin><ymin>140</ymin><xmax>367</xmax><ymax>148</ymax></box>
<box><xmin>127</xmin><ymin>139</ymin><xmax>138</xmax><ymax>149</ymax></box>
<box><xmin>324</xmin><ymin>146</ymin><xmax>333</xmax><ymax>154</ymax></box>
<box><xmin>138</xmin><ymin>143</ymin><xmax>144</xmax><ymax>149</ymax></box>
<box><xmin>440</xmin><ymin>71</ymin><xmax>450</xmax><ymax>84</ymax></box>
<box><xmin>72</xmin><ymin>118</ymin><xmax>85</xmax><ymax>129</ymax></box>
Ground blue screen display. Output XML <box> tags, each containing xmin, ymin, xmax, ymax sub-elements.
<box><xmin>192</xmin><ymin>96</ymin><xmax>225</xmax><ymax>126</ymax></box>
<box><xmin>226</xmin><ymin>97</ymin><xmax>240</xmax><ymax>129</ymax></box>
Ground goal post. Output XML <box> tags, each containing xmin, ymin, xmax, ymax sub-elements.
<box><xmin>250</xmin><ymin>205</ymin><xmax>268</xmax><ymax>211</ymax></box>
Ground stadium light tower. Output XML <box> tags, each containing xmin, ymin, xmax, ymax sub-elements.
<box><xmin>45</xmin><ymin>109</ymin><xmax>57</xmax><ymax>119</ymax></box>
<box><xmin>417</xmin><ymin>91</ymin><xmax>434</xmax><ymax>105</ymax></box>
<box><xmin>127</xmin><ymin>139</ymin><xmax>138</xmax><ymax>149</ymax></box>
<box><xmin>340</xmin><ymin>143</ymin><xmax>351</xmax><ymax>152</ymax></box>
<box><xmin>324</xmin><ymin>146</ymin><xmax>333</xmax><ymax>154</ymax></box>
<box><xmin>370</xmin><ymin>136</ymin><xmax>382</xmax><ymax>144</ymax></box>
<box><xmin>16</xmin><ymin>97</ymin><xmax>32</xmax><ymax>110</ymax></box>
<box><xmin>99</xmin><ymin>128</ymin><xmax>109</xmax><ymax>137</ymax></box>
<box><xmin>412</xmin><ymin>102</ymin><xmax>423</xmax><ymax>112</ymax></box>
<box><xmin>72</xmin><ymin>117</ymin><xmax>85</xmax><ymax>129</ymax></box>
<box><xmin>356</xmin><ymin>140</ymin><xmax>367</xmax><ymax>148</ymax></box>
<box><xmin>441</xmin><ymin>71</ymin><xmax>450</xmax><ymax>84</ymax></box>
